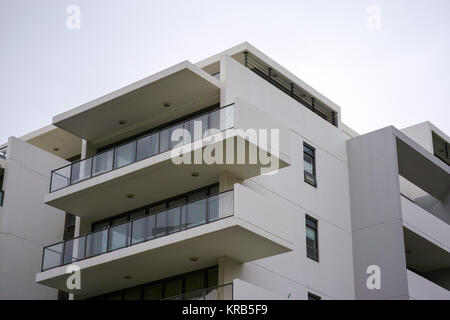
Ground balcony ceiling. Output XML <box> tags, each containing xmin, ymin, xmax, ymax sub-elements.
<box><xmin>395</xmin><ymin>132</ymin><xmax>450</xmax><ymax>200</ymax></box>
<box><xmin>404</xmin><ymin>227</ymin><xmax>450</xmax><ymax>273</ymax></box>
<box><xmin>52</xmin><ymin>61</ymin><xmax>221</xmax><ymax>146</ymax></box>
<box><xmin>36</xmin><ymin>217</ymin><xmax>291</xmax><ymax>299</ymax></box>
<box><xmin>44</xmin><ymin>134</ymin><xmax>290</xmax><ymax>221</ymax></box>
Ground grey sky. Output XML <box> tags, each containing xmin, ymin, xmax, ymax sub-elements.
<box><xmin>1</xmin><ymin>0</ymin><xmax>449</xmax><ymax>144</ymax></box>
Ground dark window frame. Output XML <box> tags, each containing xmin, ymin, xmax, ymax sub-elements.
<box><xmin>305</xmin><ymin>215</ymin><xmax>319</xmax><ymax>262</ymax></box>
<box><xmin>91</xmin><ymin>183</ymin><xmax>219</xmax><ymax>231</ymax></box>
<box><xmin>97</xmin><ymin>103</ymin><xmax>220</xmax><ymax>154</ymax></box>
<box><xmin>91</xmin><ymin>266</ymin><xmax>218</xmax><ymax>300</ymax></box>
<box><xmin>308</xmin><ymin>292</ymin><xmax>321</xmax><ymax>300</ymax></box>
<box><xmin>303</xmin><ymin>143</ymin><xmax>317</xmax><ymax>187</ymax></box>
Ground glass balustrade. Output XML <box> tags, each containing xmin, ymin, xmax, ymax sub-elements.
<box><xmin>49</xmin><ymin>104</ymin><xmax>235</xmax><ymax>193</ymax></box>
<box><xmin>41</xmin><ymin>190</ymin><xmax>234</xmax><ymax>271</ymax></box>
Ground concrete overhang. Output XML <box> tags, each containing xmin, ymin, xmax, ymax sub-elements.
<box><xmin>0</xmin><ymin>125</ymin><xmax>82</xmax><ymax>160</ymax></box>
<box><xmin>52</xmin><ymin>61</ymin><xmax>221</xmax><ymax>147</ymax></box>
<box><xmin>403</xmin><ymin>227</ymin><xmax>450</xmax><ymax>273</ymax></box>
<box><xmin>44</xmin><ymin>131</ymin><xmax>290</xmax><ymax>221</ymax></box>
<box><xmin>196</xmin><ymin>42</ymin><xmax>341</xmax><ymax>115</ymax></box>
<box><xmin>393</xmin><ymin>127</ymin><xmax>450</xmax><ymax>200</ymax></box>
<box><xmin>37</xmin><ymin>184</ymin><xmax>294</xmax><ymax>299</ymax></box>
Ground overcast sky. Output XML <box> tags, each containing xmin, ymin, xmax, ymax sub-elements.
<box><xmin>1</xmin><ymin>0</ymin><xmax>449</xmax><ymax>143</ymax></box>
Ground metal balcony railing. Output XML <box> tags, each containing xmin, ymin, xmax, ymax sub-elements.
<box><xmin>163</xmin><ymin>283</ymin><xmax>233</xmax><ymax>300</ymax></box>
<box><xmin>49</xmin><ymin>104</ymin><xmax>235</xmax><ymax>193</ymax></box>
<box><xmin>41</xmin><ymin>189</ymin><xmax>234</xmax><ymax>271</ymax></box>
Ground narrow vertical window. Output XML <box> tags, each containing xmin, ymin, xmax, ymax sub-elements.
<box><xmin>306</xmin><ymin>215</ymin><xmax>319</xmax><ymax>261</ymax></box>
<box><xmin>303</xmin><ymin>143</ymin><xmax>317</xmax><ymax>187</ymax></box>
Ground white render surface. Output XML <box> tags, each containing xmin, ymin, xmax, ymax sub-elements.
<box><xmin>0</xmin><ymin>137</ymin><xmax>68</xmax><ymax>299</ymax></box>
<box><xmin>1</xmin><ymin>42</ymin><xmax>448</xmax><ymax>300</ymax></box>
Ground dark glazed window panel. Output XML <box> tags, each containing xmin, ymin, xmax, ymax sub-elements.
<box><xmin>207</xmin><ymin>267</ymin><xmax>219</xmax><ymax>287</ymax></box>
<box><xmin>90</xmin><ymin>266</ymin><xmax>218</xmax><ymax>300</ymax></box>
<box><xmin>108</xmin><ymin>223</ymin><xmax>130</xmax><ymax>251</ymax></box>
<box><xmin>308</xmin><ymin>292</ymin><xmax>321</xmax><ymax>300</ymax></box>
<box><xmin>114</xmin><ymin>141</ymin><xmax>136</xmax><ymax>169</ymax></box>
<box><xmin>86</xmin><ymin>229</ymin><xmax>108</xmax><ymax>257</ymax></box>
<box><xmin>124</xmin><ymin>287</ymin><xmax>141</xmax><ymax>300</ymax></box>
<box><xmin>155</xmin><ymin>210</ymin><xmax>168</xmax><ymax>237</ymax></box>
<box><xmin>164</xmin><ymin>278</ymin><xmax>183</xmax><ymax>298</ymax></box>
<box><xmin>105</xmin><ymin>293</ymin><xmax>123</xmax><ymax>300</ymax></box>
<box><xmin>146</xmin><ymin>214</ymin><xmax>156</xmax><ymax>240</ymax></box>
<box><xmin>303</xmin><ymin>143</ymin><xmax>317</xmax><ymax>187</ymax></box>
<box><xmin>185</xmin><ymin>271</ymin><xmax>206</xmax><ymax>293</ymax></box>
<box><xmin>92</xmin><ymin>150</ymin><xmax>113</xmax><ymax>176</ymax></box>
<box><xmin>305</xmin><ymin>215</ymin><xmax>319</xmax><ymax>261</ymax></box>
<box><xmin>143</xmin><ymin>282</ymin><xmax>163</xmax><ymax>300</ymax></box>
<box><xmin>71</xmin><ymin>158</ymin><xmax>92</xmax><ymax>184</ymax></box>
<box><xmin>136</xmin><ymin>133</ymin><xmax>159</xmax><ymax>161</ymax></box>
<box><xmin>166</xmin><ymin>207</ymin><xmax>181</xmax><ymax>234</ymax></box>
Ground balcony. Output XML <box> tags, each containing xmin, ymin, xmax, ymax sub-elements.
<box><xmin>49</xmin><ymin>105</ymin><xmax>235</xmax><ymax>193</ymax></box>
<box><xmin>42</xmin><ymin>190</ymin><xmax>235</xmax><ymax>271</ymax></box>
<box><xmin>36</xmin><ymin>184</ymin><xmax>293</xmax><ymax>299</ymax></box>
<box><xmin>407</xmin><ymin>270</ymin><xmax>450</xmax><ymax>300</ymax></box>
<box><xmin>45</xmin><ymin>100</ymin><xmax>290</xmax><ymax>221</ymax></box>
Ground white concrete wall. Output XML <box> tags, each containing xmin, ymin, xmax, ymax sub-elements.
<box><xmin>407</xmin><ymin>270</ymin><xmax>450</xmax><ymax>300</ymax></box>
<box><xmin>0</xmin><ymin>137</ymin><xmax>68</xmax><ymax>299</ymax></box>
<box><xmin>218</xmin><ymin>55</ymin><xmax>355</xmax><ymax>300</ymax></box>
<box><xmin>401</xmin><ymin>196</ymin><xmax>450</xmax><ymax>252</ymax></box>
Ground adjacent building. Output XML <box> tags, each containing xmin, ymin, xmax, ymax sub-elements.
<box><xmin>0</xmin><ymin>42</ymin><xmax>448</xmax><ymax>300</ymax></box>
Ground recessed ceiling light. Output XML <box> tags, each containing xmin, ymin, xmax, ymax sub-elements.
<box><xmin>163</xmin><ymin>102</ymin><xmax>171</xmax><ymax>108</ymax></box>
<box><xmin>123</xmin><ymin>274</ymin><xmax>133</xmax><ymax>280</ymax></box>
<box><xmin>126</xmin><ymin>194</ymin><xmax>135</xmax><ymax>199</ymax></box>
<box><xmin>53</xmin><ymin>147</ymin><xmax>59</xmax><ymax>152</ymax></box>
<box><xmin>118</xmin><ymin>120</ymin><xmax>126</xmax><ymax>125</ymax></box>
<box><xmin>191</xmin><ymin>172</ymin><xmax>200</xmax><ymax>177</ymax></box>
<box><xmin>190</xmin><ymin>257</ymin><xmax>199</xmax><ymax>262</ymax></box>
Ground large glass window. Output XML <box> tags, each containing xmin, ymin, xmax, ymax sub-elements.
<box><xmin>303</xmin><ymin>143</ymin><xmax>317</xmax><ymax>187</ymax></box>
<box><xmin>91</xmin><ymin>184</ymin><xmax>219</xmax><ymax>232</ymax></box>
<box><xmin>92</xmin><ymin>266</ymin><xmax>218</xmax><ymax>300</ymax></box>
<box><xmin>306</xmin><ymin>215</ymin><xmax>319</xmax><ymax>261</ymax></box>
<box><xmin>114</xmin><ymin>141</ymin><xmax>136</xmax><ymax>169</ymax></box>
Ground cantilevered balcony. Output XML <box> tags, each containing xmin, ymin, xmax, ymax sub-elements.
<box><xmin>49</xmin><ymin>105</ymin><xmax>235</xmax><ymax>193</ymax></box>
<box><xmin>45</xmin><ymin>99</ymin><xmax>290</xmax><ymax>221</ymax></box>
<box><xmin>36</xmin><ymin>184</ymin><xmax>293</xmax><ymax>299</ymax></box>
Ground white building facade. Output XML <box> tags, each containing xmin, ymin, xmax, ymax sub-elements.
<box><xmin>0</xmin><ymin>43</ymin><xmax>448</xmax><ymax>300</ymax></box>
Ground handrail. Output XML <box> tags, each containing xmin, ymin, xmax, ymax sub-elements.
<box><xmin>49</xmin><ymin>103</ymin><xmax>235</xmax><ymax>193</ymax></box>
<box><xmin>41</xmin><ymin>189</ymin><xmax>234</xmax><ymax>271</ymax></box>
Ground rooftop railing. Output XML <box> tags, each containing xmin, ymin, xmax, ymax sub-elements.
<box><xmin>41</xmin><ymin>189</ymin><xmax>234</xmax><ymax>271</ymax></box>
<box><xmin>49</xmin><ymin>104</ymin><xmax>235</xmax><ymax>193</ymax></box>
<box><xmin>243</xmin><ymin>51</ymin><xmax>338</xmax><ymax>127</ymax></box>
<box><xmin>163</xmin><ymin>283</ymin><xmax>233</xmax><ymax>300</ymax></box>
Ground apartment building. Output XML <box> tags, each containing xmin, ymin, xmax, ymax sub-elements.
<box><xmin>0</xmin><ymin>42</ymin><xmax>448</xmax><ymax>300</ymax></box>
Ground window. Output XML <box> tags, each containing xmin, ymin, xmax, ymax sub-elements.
<box><xmin>306</xmin><ymin>215</ymin><xmax>319</xmax><ymax>261</ymax></box>
<box><xmin>303</xmin><ymin>143</ymin><xmax>317</xmax><ymax>187</ymax></box>
<box><xmin>308</xmin><ymin>292</ymin><xmax>321</xmax><ymax>300</ymax></box>
<box><xmin>91</xmin><ymin>184</ymin><xmax>219</xmax><ymax>231</ymax></box>
<box><xmin>91</xmin><ymin>266</ymin><xmax>218</xmax><ymax>300</ymax></box>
